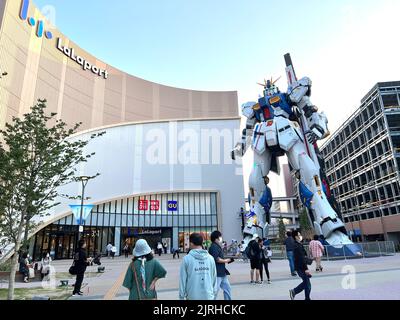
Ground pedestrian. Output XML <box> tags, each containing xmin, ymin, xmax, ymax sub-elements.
<box><xmin>123</xmin><ymin>243</ymin><xmax>129</xmax><ymax>258</ymax></box>
<box><xmin>248</xmin><ymin>234</ymin><xmax>262</xmax><ymax>284</ymax></box>
<box><xmin>284</xmin><ymin>231</ymin><xmax>297</xmax><ymax>276</ymax></box>
<box><xmin>179</xmin><ymin>233</ymin><xmax>217</xmax><ymax>300</ymax></box>
<box><xmin>111</xmin><ymin>245</ymin><xmax>117</xmax><ymax>259</ymax></box>
<box><xmin>239</xmin><ymin>241</ymin><xmax>248</xmax><ymax>262</ymax></box>
<box><xmin>289</xmin><ymin>230</ymin><xmax>312</xmax><ymax>300</ymax></box>
<box><xmin>72</xmin><ymin>240</ymin><xmax>93</xmax><ymax>296</ymax></box>
<box><xmin>258</xmin><ymin>239</ymin><xmax>271</xmax><ymax>284</ymax></box>
<box><xmin>173</xmin><ymin>247</ymin><xmax>180</xmax><ymax>259</ymax></box>
<box><xmin>106</xmin><ymin>242</ymin><xmax>112</xmax><ymax>259</ymax></box>
<box><xmin>19</xmin><ymin>252</ymin><xmax>30</xmax><ymax>283</ymax></box>
<box><xmin>40</xmin><ymin>252</ymin><xmax>52</xmax><ymax>280</ymax></box>
<box><xmin>122</xmin><ymin>239</ymin><xmax>167</xmax><ymax>300</ymax></box>
<box><xmin>163</xmin><ymin>242</ymin><xmax>168</xmax><ymax>254</ymax></box>
<box><xmin>157</xmin><ymin>242</ymin><xmax>163</xmax><ymax>256</ymax></box>
<box><xmin>208</xmin><ymin>230</ymin><xmax>234</xmax><ymax>300</ymax></box>
<box><xmin>309</xmin><ymin>235</ymin><xmax>325</xmax><ymax>272</ymax></box>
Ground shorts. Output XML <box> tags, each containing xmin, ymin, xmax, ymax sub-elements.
<box><xmin>250</xmin><ymin>259</ymin><xmax>260</xmax><ymax>270</ymax></box>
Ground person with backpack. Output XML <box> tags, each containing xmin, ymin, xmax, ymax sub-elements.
<box><xmin>123</xmin><ymin>239</ymin><xmax>167</xmax><ymax>300</ymax></box>
<box><xmin>258</xmin><ymin>238</ymin><xmax>271</xmax><ymax>284</ymax></box>
<box><xmin>246</xmin><ymin>234</ymin><xmax>262</xmax><ymax>284</ymax></box>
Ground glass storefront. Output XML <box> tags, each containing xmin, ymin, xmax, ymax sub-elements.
<box><xmin>33</xmin><ymin>192</ymin><xmax>219</xmax><ymax>259</ymax></box>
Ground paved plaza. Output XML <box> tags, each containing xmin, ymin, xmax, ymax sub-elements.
<box><xmin>15</xmin><ymin>253</ymin><xmax>398</xmax><ymax>300</ymax></box>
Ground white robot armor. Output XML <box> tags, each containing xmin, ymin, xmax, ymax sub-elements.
<box><xmin>232</xmin><ymin>63</ymin><xmax>355</xmax><ymax>248</ymax></box>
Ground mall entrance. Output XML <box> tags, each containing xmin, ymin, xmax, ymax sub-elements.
<box><xmin>121</xmin><ymin>228</ymin><xmax>172</xmax><ymax>255</ymax></box>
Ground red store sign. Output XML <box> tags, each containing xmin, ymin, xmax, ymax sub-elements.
<box><xmin>138</xmin><ymin>200</ymin><xmax>148</xmax><ymax>211</ymax></box>
<box><xmin>150</xmin><ymin>200</ymin><xmax>160</xmax><ymax>211</ymax></box>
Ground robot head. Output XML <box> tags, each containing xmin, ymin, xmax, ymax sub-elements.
<box><xmin>258</xmin><ymin>77</ymin><xmax>281</xmax><ymax>97</ymax></box>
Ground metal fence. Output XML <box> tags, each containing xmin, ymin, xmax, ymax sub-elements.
<box><xmin>269</xmin><ymin>241</ymin><xmax>396</xmax><ymax>261</ymax></box>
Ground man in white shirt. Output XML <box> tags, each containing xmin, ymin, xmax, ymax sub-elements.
<box><xmin>106</xmin><ymin>243</ymin><xmax>112</xmax><ymax>258</ymax></box>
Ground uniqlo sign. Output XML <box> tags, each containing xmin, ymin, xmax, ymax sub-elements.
<box><xmin>150</xmin><ymin>200</ymin><xmax>160</xmax><ymax>211</ymax></box>
<box><xmin>138</xmin><ymin>200</ymin><xmax>148</xmax><ymax>211</ymax></box>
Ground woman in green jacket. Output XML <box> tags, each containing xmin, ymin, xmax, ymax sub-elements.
<box><xmin>123</xmin><ymin>239</ymin><xmax>167</xmax><ymax>300</ymax></box>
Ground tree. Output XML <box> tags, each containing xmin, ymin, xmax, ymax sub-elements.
<box><xmin>0</xmin><ymin>99</ymin><xmax>104</xmax><ymax>300</ymax></box>
<box><xmin>278</xmin><ymin>216</ymin><xmax>287</xmax><ymax>243</ymax></box>
<box><xmin>298</xmin><ymin>207</ymin><xmax>314</xmax><ymax>240</ymax></box>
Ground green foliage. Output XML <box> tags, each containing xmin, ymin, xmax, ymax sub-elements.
<box><xmin>0</xmin><ymin>98</ymin><xmax>103</xmax><ymax>247</ymax></box>
<box><xmin>298</xmin><ymin>207</ymin><xmax>314</xmax><ymax>240</ymax></box>
<box><xmin>278</xmin><ymin>217</ymin><xmax>286</xmax><ymax>244</ymax></box>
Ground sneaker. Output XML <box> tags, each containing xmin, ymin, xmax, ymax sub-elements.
<box><xmin>250</xmin><ymin>281</ymin><xmax>255</xmax><ymax>285</ymax></box>
<box><xmin>291</xmin><ymin>273</ymin><xmax>298</xmax><ymax>277</ymax></box>
<box><xmin>268</xmin><ymin>280</ymin><xmax>271</xmax><ymax>284</ymax></box>
<box><xmin>289</xmin><ymin>289</ymin><xmax>295</xmax><ymax>300</ymax></box>
<box><xmin>72</xmin><ymin>292</ymin><xmax>83</xmax><ymax>297</ymax></box>
<box><xmin>258</xmin><ymin>281</ymin><xmax>264</xmax><ymax>285</ymax></box>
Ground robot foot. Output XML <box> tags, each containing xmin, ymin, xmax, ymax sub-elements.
<box><xmin>325</xmin><ymin>231</ymin><xmax>362</xmax><ymax>257</ymax></box>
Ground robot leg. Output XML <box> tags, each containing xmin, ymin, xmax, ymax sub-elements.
<box><xmin>245</xmin><ymin>149</ymin><xmax>273</xmax><ymax>239</ymax></box>
<box><xmin>287</xmin><ymin>141</ymin><xmax>352</xmax><ymax>246</ymax></box>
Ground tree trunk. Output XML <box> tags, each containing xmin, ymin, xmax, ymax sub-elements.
<box><xmin>22</xmin><ymin>219</ymin><xmax>30</xmax><ymax>251</ymax></box>
<box><xmin>7</xmin><ymin>216</ymin><xmax>25</xmax><ymax>300</ymax></box>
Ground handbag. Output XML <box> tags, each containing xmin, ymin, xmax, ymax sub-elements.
<box><xmin>131</xmin><ymin>262</ymin><xmax>157</xmax><ymax>301</ymax></box>
<box><xmin>69</xmin><ymin>261</ymin><xmax>77</xmax><ymax>275</ymax></box>
<box><xmin>305</xmin><ymin>256</ymin><xmax>314</xmax><ymax>266</ymax></box>
<box><xmin>28</xmin><ymin>267</ymin><xmax>35</xmax><ymax>279</ymax></box>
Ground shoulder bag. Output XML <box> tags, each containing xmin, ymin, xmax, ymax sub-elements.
<box><xmin>131</xmin><ymin>262</ymin><xmax>157</xmax><ymax>301</ymax></box>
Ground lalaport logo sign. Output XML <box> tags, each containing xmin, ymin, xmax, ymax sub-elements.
<box><xmin>19</xmin><ymin>0</ymin><xmax>108</xmax><ymax>79</ymax></box>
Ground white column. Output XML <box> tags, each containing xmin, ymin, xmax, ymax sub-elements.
<box><xmin>114</xmin><ymin>227</ymin><xmax>121</xmax><ymax>256</ymax></box>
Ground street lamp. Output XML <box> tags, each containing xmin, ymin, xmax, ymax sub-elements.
<box><xmin>78</xmin><ymin>176</ymin><xmax>91</xmax><ymax>239</ymax></box>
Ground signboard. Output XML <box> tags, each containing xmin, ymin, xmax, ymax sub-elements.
<box><xmin>150</xmin><ymin>200</ymin><xmax>160</xmax><ymax>211</ymax></box>
<box><xmin>138</xmin><ymin>200</ymin><xmax>148</xmax><ymax>211</ymax></box>
<box><xmin>167</xmin><ymin>201</ymin><xmax>178</xmax><ymax>212</ymax></box>
<box><xmin>133</xmin><ymin>228</ymin><xmax>162</xmax><ymax>236</ymax></box>
<box><xmin>69</xmin><ymin>204</ymin><xmax>94</xmax><ymax>225</ymax></box>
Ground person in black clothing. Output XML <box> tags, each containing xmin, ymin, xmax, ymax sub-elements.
<box><xmin>284</xmin><ymin>231</ymin><xmax>297</xmax><ymax>276</ymax></box>
<box><xmin>258</xmin><ymin>238</ymin><xmax>271</xmax><ymax>284</ymax></box>
<box><xmin>173</xmin><ymin>247</ymin><xmax>180</xmax><ymax>259</ymax></box>
<box><xmin>289</xmin><ymin>230</ymin><xmax>312</xmax><ymax>300</ymax></box>
<box><xmin>248</xmin><ymin>234</ymin><xmax>262</xmax><ymax>284</ymax></box>
<box><xmin>72</xmin><ymin>240</ymin><xmax>92</xmax><ymax>296</ymax></box>
<box><xmin>208</xmin><ymin>231</ymin><xmax>234</xmax><ymax>300</ymax></box>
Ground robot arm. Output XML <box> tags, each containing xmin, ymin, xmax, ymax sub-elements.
<box><xmin>231</xmin><ymin>102</ymin><xmax>257</xmax><ymax>160</ymax></box>
<box><xmin>288</xmin><ymin>77</ymin><xmax>330</xmax><ymax>142</ymax></box>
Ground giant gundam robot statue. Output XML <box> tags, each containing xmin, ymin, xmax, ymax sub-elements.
<box><xmin>232</xmin><ymin>54</ymin><xmax>359</xmax><ymax>253</ymax></box>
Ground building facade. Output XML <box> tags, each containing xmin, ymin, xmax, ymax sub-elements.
<box><xmin>0</xmin><ymin>0</ymin><xmax>245</xmax><ymax>259</ymax></box>
<box><xmin>320</xmin><ymin>81</ymin><xmax>400</xmax><ymax>246</ymax></box>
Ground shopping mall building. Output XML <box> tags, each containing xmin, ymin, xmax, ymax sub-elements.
<box><xmin>0</xmin><ymin>0</ymin><xmax>245</xmax><ymax>259</ymax></box>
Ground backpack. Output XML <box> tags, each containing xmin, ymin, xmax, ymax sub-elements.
<box><xmin>244</xmin><ymin>241</ymin><xmax>256</xmax><ymax>259</ymax></box>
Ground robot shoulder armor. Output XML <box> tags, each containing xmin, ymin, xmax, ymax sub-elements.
<box><xmin>241</xmin><ymin>101</ymin><xmax>258</xmax><ymax>118</ymax></box>
<box><xmin>298</xmin><ymin>77</ymin><xmax>312</xmax><ymax>87</ymax></box>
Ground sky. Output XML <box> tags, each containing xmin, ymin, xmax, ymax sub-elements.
<box><xmin>33</xmin><ymin>0</ymin><xmax>400</xmax><ymax>197</ymax></box>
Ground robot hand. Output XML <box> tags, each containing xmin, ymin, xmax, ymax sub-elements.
<box><xmin>231</xmin><ymin>142</ymin><xmax>245</xmax><ymax>160</ymax></box>
<box><xmin>305</xmin><ymin>130</ymin><xmax>318</xmax><ymax>144</ymax></box>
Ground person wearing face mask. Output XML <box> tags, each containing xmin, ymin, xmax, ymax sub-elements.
<box><xmin>289</xmin><ymin>230</ymin><xmax>312</xmax><ymax>300</ymax></box>
<box><xmin>208</xmin><ymin>230</ymin><xmax>234</xmax><ymax>300</ymax></box>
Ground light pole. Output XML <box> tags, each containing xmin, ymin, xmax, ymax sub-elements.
<box><xmin>78</xmin><ymin>176</ymin><xmax>90</xmax><ymax>240</ymax></box>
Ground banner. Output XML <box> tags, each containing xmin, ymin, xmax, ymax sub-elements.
<box><xmin>69</xmin><ymin>204</ymin><xmax>94</xmax><ymax>225</ymax></box>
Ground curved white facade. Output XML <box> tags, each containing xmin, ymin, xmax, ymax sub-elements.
<box><xmin>31</xmin><ymin>118</ymin><xmax>244</xmax><ymax>256</ymax></box>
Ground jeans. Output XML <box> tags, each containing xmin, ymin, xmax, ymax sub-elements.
<box><xmin>287</xmin><ymin>251</ymin><xmax>295</xmax><ymax>274</ymax></box>
<box><xmin>259</xmin><ymin>259</ymin><xmax>270</xmax><ymax>281</ymax></box>
<box><xmin>73</xmin><ymin>273</ymin><xmax>84</xmax><ymax>294</ymax></box>
<box><xmin>214</xmin><ymin>276</ymin><xmax>232</xmax><ymax>300</ymax></box>
<box><xmin>293</xmin><ymin>270</ymin><xmax>311</xmax><ymax>300</ymax></box>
